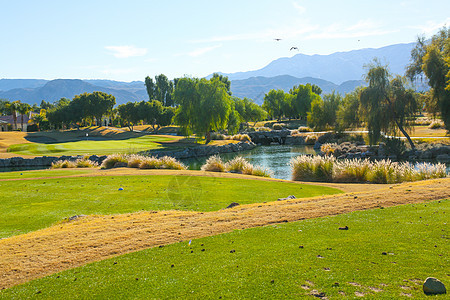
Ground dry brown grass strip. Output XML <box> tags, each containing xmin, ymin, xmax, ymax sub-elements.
<box><xmin>0</xmin><ymin>177</ymin><xmax>449</xmax><ymax>290</ymax></box>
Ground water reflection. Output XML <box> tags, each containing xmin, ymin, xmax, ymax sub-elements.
<box><xmin>181</xmin><ymin>145</ymin><xmax>317</xmax><ymax>180</ymax></box>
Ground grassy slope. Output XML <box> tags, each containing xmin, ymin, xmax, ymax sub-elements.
<box><xmin>2</xmin><ymin>200</ymin><xmax>448</xmax><ymax>299</ymax></box>
<box><xmin>7</xmin><ymin>135</ymin><xmax>176</xmax><ymax>156</ymax></box>
<box><xmin>0</xmin><ymin>172</ymin><xmax>341</xmax><ymax>238</ymax></box>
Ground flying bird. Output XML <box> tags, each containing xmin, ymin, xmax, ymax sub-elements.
<box><xmin>290</xmin><ymin>47</ymin><xmax>298</xmax><ymax>51</ymax></box>
<box><xmin>274</xmin><ymin>38</ymin><xmax>282</xmax><ymax>41</ymax></box>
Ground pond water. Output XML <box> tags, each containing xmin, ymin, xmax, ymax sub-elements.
<box><xmin>180</xmin><ymin>145</ymin><xmax>317</xmax><ymax>180</ymax></box>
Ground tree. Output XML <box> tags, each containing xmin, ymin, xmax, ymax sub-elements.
<box><xmin>0</xmin><ymin>99</ymin><xmax>10</xmax><ymax>115</ymax></box>
<box><xmin>406</xmin><ymin>27</ymin><xmax>450</xmax><ymax>131</ymax></box>
<box><xmin>307</xmin><ymin>96</ymin><xmax>325</xmax><ymax>130</ymax></box>
<box><xmin>289</xmin><ymin>84</ymin><xmax>319</xmax><ymax>119</ymax></box>
<box><xmin>311</xmin><ymin>84</ymin><xmax>322</xmax><ymax>95</ymax></box>
<box><xmin>155</xmin><ymin>74</ymin><xmax>174</xmax><ymax>106</ymax></box>
<box><xmin>174</xmin><ymin>77</ymin><xmax>232</xmax><ymax>143</ymax></box>
<box><xmin>117</xmin><ymin>102</ymin><xmax>140</xmax><ymax>132</ymax></box>
<box><xmin>337</xmin><ymin>87</ymin><xmax>362</xmax><ymax>130</ymax></box>
<box><xmin>262</xmin><ymin>89</ymin><xmax>285</xmax><ymax>121</ymax></box>
<box><xmin>17</xmin><ymin>102</ymin><xmax>32</xmax><ymax>131</ymax></box>
<box><xmin>233</xmin><ymin>97</ymin><xmax>267</xmax><ymax>128</ymax></box>
<box><xmin>212</xmin><ymin>73</ymin><xmax>231</xmax><ymax>95</ymax></box>
<box><xmin>5</xmin><ymin>101</ymin><xmax>20</xmax><ymax>130</ymax></box>
<box><xmin>360</xmin><ymin>61</ymin><xmax>418</xmax><ymax>148</ymax></box>
<box><xmin>145</xmin><ymin>76</ymin><xmax>155</xmax><ymax>100</ymax></box>
<box><xmin>322</xmin><ymin>91</ymin><xmax>342</xmax><ymax>128</ymax></box>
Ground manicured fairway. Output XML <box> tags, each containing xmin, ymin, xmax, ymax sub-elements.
<box><xmin>0</xmin><ymin>172</ymin><xmax>341</xmax><ymax>238</ymax></box>
<box><xmin>2</xmin><ymin>200</ymin><xmax>447</xmax><ymax>299</ymax></box>
<box><xmin>0</xmin><ymin>169</ymin><xmax>95</xmax><ymax>179</ymax></box>
<box><xmin>7</xmin><ymin>135</ymin><xmax>177</xmax><ymax>156</ymax></box>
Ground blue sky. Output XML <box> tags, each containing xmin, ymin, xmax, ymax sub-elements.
<box><xmin>1</xmin><ymin>0</ymin><xmax>449</xmax><ymax>82</ymax></box>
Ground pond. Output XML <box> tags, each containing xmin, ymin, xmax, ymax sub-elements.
<box><xmin>180</xmin><ymin>145</ymin><xmax>317</xmax><ymax>180</ymax></box>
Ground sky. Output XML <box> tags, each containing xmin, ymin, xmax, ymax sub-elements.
<box><xmin>1</xmin><ymin>0</ymin><xmax>449</xmax><ymax>82</ymax></box>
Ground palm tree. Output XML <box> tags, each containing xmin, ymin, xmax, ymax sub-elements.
<box><xmin>17</xmin><ymin>102</ymin><xmax>32</xmax><ymax>131</ymax></box>
<box><xmin>6</xmin><ymin>101</ymin><xmax>20</xmax><ymax>130</ymax></box>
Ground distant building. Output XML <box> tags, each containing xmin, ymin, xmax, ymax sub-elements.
<box><xmin>0</xmin><ymin>112</ymin><xmax>36</xmax><ymax>132</ymax></box>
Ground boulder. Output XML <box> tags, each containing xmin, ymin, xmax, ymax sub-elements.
<box><xmin>423</xmin><ymin>277</ymin><xmax>446</xmax><ymax>295</ymax></box>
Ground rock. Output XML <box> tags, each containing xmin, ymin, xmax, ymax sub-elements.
<box><xmin>338</xmin><ymin>226</ymin><xmax>349</xmax><ymax>230</ymax></box>
<box><xmin>226</xmin><ymin>202</ymin><xmax>240</xmax><ymax>209</ymax></box>
<box><xmin>277</xmin><ymin>195</ymin><xmax>296</xmax><ymax>201</ymax></box>
<box><xmin>423</xmin><ymin>277</ymin><xmax>446</xmax><ymax>295</ymax></box>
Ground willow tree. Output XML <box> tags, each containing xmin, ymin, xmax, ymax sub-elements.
<box><xmin>406</xmin><ymin>27</ymin><xmax>450</xmax><ymax>131</ymax></box>
<box><xmin>360</xmin><ymin>61</ymin><xmax>418</xmax><ymax>149</ymax></box>
<box><xmin>173</xmin><ymin>77</ymin><xmax>231</xmax><ymax>143</ymax></box>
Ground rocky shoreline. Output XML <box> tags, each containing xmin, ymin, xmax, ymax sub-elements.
<box><xmin>0</xmin><ymin>141</ymin><xmax>257</xmax><ymax>169</ymax></box>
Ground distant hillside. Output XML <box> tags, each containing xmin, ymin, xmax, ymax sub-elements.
<box><xmin>231</xmin><ymin>75</ymin><xmax>366</xmax><ymax>104</ymax></box>
<box><xmin>0</xmin><ymin>79</ymin><xmax>145</xmax><ymax>105</ymax></box>
<box><xmin>212</xmin><ymin>43</ymin><xmax>416</xmax><ymax>84</ymax></box>
<box><xmin>0</xmin><ymin>79</ymin><xmax>48</xmax><ymax>91</ymax></box>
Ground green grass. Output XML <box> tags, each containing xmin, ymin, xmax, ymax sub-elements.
<box><xmin>7</xmin><ymin>135</ymin><xmax>177</xmax><ymax>156</ymax></box>
<box><xmin>0</xmin><ymin>172</ymin><xmax>341</xmax><ymax>238</ymax></box>
<box><xmin>2</xmin><ymin>200</ymin><xmax>448</xmax><ymax>299</ymax></box>
<box><xmin>0</xmin><ymin>169</ymin><xmax>95</xmax><ymax>179</ymax></box>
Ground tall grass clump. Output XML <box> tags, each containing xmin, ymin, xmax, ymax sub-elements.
<box><xmin>290</xmin><ymin>155</ymin><xmax>335</xmax><ymax>182</ymax></box>
<box><xmin>101</xmin><ymin>154</ymin><xmax>128</xmax><ymax>169</ymax></box>
<box><xmin>291</xmin><ymin>156</ymin><xmax>447</xmax><ymax>183</ymax></box>
<box><xmin>334</xmin><ymin>159</ymin><xmax>371</xmax><ymax>182</ymax></box>
<box><xmin>225</xmin><ymin>156</ymin><xmax>252</xmax><ymax>173</ymax></box>
<box><xmin>75</xmin><ymin>158</ymin><xmax>98</xmax><ymax>168</ymax></box>
<box><xmin>51</xmin><ymin>158</ymin><xmax>98</xmax><ymax>169</ymax></box>
<box><xmin>160</xmin><ymin>156</ymin><xmax>187</xmax><ymax>170</ymax></box>
<box><xmin>139</xmin><ymin>156</ymin><xmax>162</xmax><ymax>169</ymax></box>
<box><xmin>201</xmin><ymin>155</ymin><xmax>225</xmax><ymax>172</ymax></box>
<box><xmin>201</xmin><ymin>155</ymin><xmax>271</xmax><ymax>177</ymax></box>
<box><xmin>251</xmin><ymin>166</ymin><xmax>272</xmax><ymax>178</ymax></box>
<box><xmin>127</xmin><ymin>154</ymin><xmax>145</xmax><ymax>168</ymax></box>
<box><xmin>415</xmin><ymin>162</ymin><xmax>447</xmax><ymax>180</ymax></box>
<box><xmin>51</xmin><ymin>160</ymin><xmax>76</xmax><ymax>169</ymax></box>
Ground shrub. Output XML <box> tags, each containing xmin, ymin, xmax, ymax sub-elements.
<box><xmin>101</xmin><ymin>154</ymin><xmax>128</xmax><ymax>169</ymax></box>
<box><xmin>229</xmin><ymin>134</ymin><xmax>251</xmax><ymax>142</ymax></box>
<box><xmin>429</xmin><ymin>121</ymin><xmax>443</xmax><ymax>129</ymax></box>
<box><xmin>383</xmin><ymin>137</ymin><xmax>406</xmax><ymax>156</ymax></box>
<box><xmin>304</xmin><ymin>134</ymin><xmax>318</xmax><ymax>145</ymax></box>
<box><xmin>201</xmin><ymin>155</ymin><xmax>225</xmax><ymax>172</ymax></box>
<box><xmin>415</xmin><ymin>162</ymin><xmax>447</xmax><ymax>180</ymax></box>
<box><xmin>320</xmin><ymin>143</ymin><xmax>337</xmax><ymax>156</ymax></box>
<box><xmin>210</xmin><ymin>132</ymin><xmax>225</xmax><ymax>140</ymax></box>
<box><xmin>272</xmin><ymin>123</ymin><xmax>286</xmax><ymax>130</ymax></box>
<box><xmin>298</xmin><ymin>126</ymin><xmax>313</xmax><ymax>132</ymax></box>
<box><xmin>256</xmin><ymin>127</ymin><xmax>271</xmax><ymax>132</ymax></box>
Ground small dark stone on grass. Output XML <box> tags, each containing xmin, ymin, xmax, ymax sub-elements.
<box><xmin>36</xmin><ymin>291</ymin><xmax>42</xmax><ymax>294</ymax></box>
<box><xmin>271</xmin><ymin>280</ymin><xmax>275</xmax><ymax>284</ymax></box>
<box><xmin>230</xmin><ymin>249</ymin><xmax>235</xmax><ymax>253</ymax></box>
<box><xmin>159</xmin><ymin>245</ymin><xmax>164</xmax><ymax>248</ymax></box>
<box><xmin>339</xmin><ymin>226</ymin><xmax>349</xmax><ymax>230</ymax></box>
<box><xmin>299</xmin><ymin>245</ymin><xmax>304</xmax><ymax>248</ymax></box>
<box><xmin>171</xmin><ymin>264</ymin><xmax>174</xmax><ymax>268</ymax></box>
<box><xmin>113</xmin><ymin>262</ymin><xmax>117</xmax><ymax>265</ymax></box>
<box><xmin>201</xmin><ymin>249</ymin><xmax>205</xmax><ymax>252</ymax></box>
<box><xmin>226</xmin><ymin>202</ymin><xmax>240</xmax><ymax>209</ymax></box>
<box><xmin>191</xmin><ymin>250</ymin><xmax>194</xmax><ymax>253</ymax></box>
<box><xmin>381</xmin><ymin>252</ymin><xmax>387</xmax><ymax>255</ymax></box>
<box><xmin>136</xmin><ymin>278</ymin><xmax>139</xmax><ymax>280</ymax></box>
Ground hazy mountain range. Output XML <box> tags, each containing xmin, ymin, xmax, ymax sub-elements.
<box><xmin>0</xmin><ymin>42</ymin><xmax>418</xmax><ymax>106</ymax></box>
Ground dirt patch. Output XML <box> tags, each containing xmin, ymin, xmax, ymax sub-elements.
<box><xmin>0</xmin><ymin>177</ymin><xmax>448</xmax><ymax>289</ymax></box>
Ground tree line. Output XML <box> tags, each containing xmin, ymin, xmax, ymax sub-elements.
<box><xmin>1</xmin><ymin>27</ymin><xmax>448</xmax><ymax>145</ymax></box>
